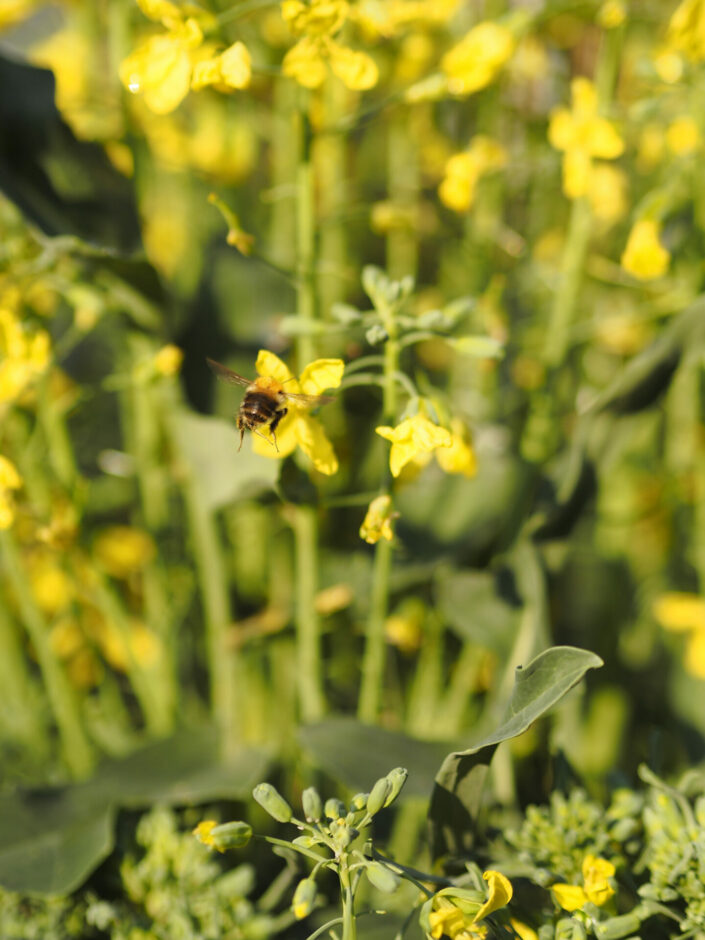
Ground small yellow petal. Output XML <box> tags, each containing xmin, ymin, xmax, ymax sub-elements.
<box><xmin>563</xmin><ymin>150</ymin><xmax>591</xmax><ymax>199</ymax></box>
<box><xmin>621</xmin><ymin>219</ymin><xmax>670</xmax><ymax>280</ymax></box>
<box><xmin>283</xmin><ymin>37</ymin><xmax>328</xmax><ymax>88</ymax></box>
<box><xmin>327</xmin><ymin>39</ymin><xmax>379</xmax><ymax>89</ymax></box>
<box><xmin>119</xmin><ymin>34</ymin><xmax>193</xmax><ymax>114</ymax></box>
<box><xmin>360</xmin><ymin>494</ymin><xmax>396</xmax><ymax>544</ymax></box>
<box><xmin>299</xmin><ymin>358</ymin><xmax>345</xmax><ymax>395</ymax></box>
<box><xmin>552</xmin><ymin>884</ymin><xmax>588</xmax><ymax>911</ymax></box>
<box><xmin>0</xmin><ymin>455</ymin><xmax>22</xmax><ymax>490</ymax></box>
<box><xmin>548</xmin><ymin>109</ymin><xmax>579</xmax><ymax>152</ymax></box>
<box><xmin>295</xmin><ymin>413</ymin><xmax>339</xmax><ymax>475</ymax></box>
<box><xmin>219</xmin><ymin>41</ymin><xmax>252</xmax><ymax>88</ymax></box>
<box><xmin>586</xmin><ymin>117</ymin><xmax>624</xmax><ymax>158</ymax></box>
<box><xmin>684</xmin><ymin>630</ymin><xmax>705</xmax><ymax>678</ymax></box>
<box><xmin>255</xmin><ymin>349</ymin><xmax>295</xmax><ymax>386</ymax></box>
<box><xmin>475</xmin><ymin>870</ymin><xmax>513</xmax><ymax>921</ymax></box>
<box><xmin>655</xmin><ymin>592</ymin><xmax>705</xmax><ymax>631</ymax></box>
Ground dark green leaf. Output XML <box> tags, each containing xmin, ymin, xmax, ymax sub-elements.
<box><xmin>430</xmin><ymin>646</ymin><xmax>603</xmax><ymax>856</ymax></box>
<box><xmin>435</xmin><ymin>569</ymin><xmax>520</xmax><ymax>653</ymax></box>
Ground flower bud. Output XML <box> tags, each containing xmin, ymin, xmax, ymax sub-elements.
<box><xmin>302</xmin><ymin>786</ymin><xmax>323</xmax><ymax>822</ymax></box>
<box><xmin>350</xmin><ymin>792</ymin><xmax>368</xmax><ymax>811</ymax></box>
<box><xmin>324</xmin><ymin>798</ymin><xmax>346</xmax><ymax>820</ymax></box>
<box><xmin>292</xmin><ymin>878</ymin><xmax>317</xmax><ymax>920</ymax></box>
<box><xmin>365</xmin><ymin>861</ymin><xmax>400</xmax><ymax>893</ymax></box>
<box><xmin>253</xmin><ymin>783</ymin><xmax>293</xmax><ymax>823</ymax></box>
<box><xmin>384</xmin><ymin>767</ymin><xmax>408</xmax><ymax>806</ymax></box>
<box><xmin>210</xmin><ymin>821</ymin><xmax>252</xmax><ymax>850</ymax></box>
<box><xmin>593</xmin><ymin>914</ymin><xmax>642</xmax><ymax>940</ymax></box>
<box><xmin>332</xmin><ymin>823</ymin><xmax>355</xmax><ymax>851</ymax></box>
<box><xmin>366</xmin><ymin>777</ymin><xmax>392</xmax><ymax>817</ymax></box>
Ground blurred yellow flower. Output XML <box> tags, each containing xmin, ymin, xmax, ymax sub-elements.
<box><xmin>552</xmin><ymin>855</ymin><xmax>615</xmax><ymax>911</ymax></box>
<box><xmin>97</xmin><ymin>618</ymin><xmax>163</xmax><ymax>671</ymax></box>
<box><xmin>424</xmin><ymin>871</ymin><xmax>513</xmax><ymax>940</ymax></box>
<box><xmin>510</xmin><ymin>921</ymin><xmax>538</xmax><ymax>940</ymax></box>
<box><xmin>435</xmin><ymin>420</ymin><xmax>478</xmax><ymax>477</ymax></box>
<box><xmin>251</xmin><ymin>350</ymin><xmax>344</xmax><ymax>475</ymax></box>
<box><xmin>385</xmin><ymin>599</ymin><xmax>425</xmax><ymax>653</ymax></box>
<box><xmin>0</xmin><ymin>307</ymin><xmax>51</xmax><ymax>403</ymax></box>
<box><xmin>442</xmin><ymin>21</ymin><xmax>514</xmax><ymax>95</ymax></box>
<box><xmin>621</xmin><ymin>219</ymin><xmax>670</xmax><ymax>280</ymax></box>
<box><xmin>597</xmin><ymin>1</ymin><xmax>626</xmax><ymax>29</ymax></box>
<box><xmin>439</xmin><ymin>137</ymin><xmax>507</xmax><ymax>213</ymax></box>
<box><xmin>668</xmin><ymin>0</ymin><xmax>705</xmax><ymax>61</ymax></box>
<box><xmin>0</xmin><ymin>0</ymin><xmax>36</xmax><ymax>29</ymax></box>
<box><xmin>360</xmin><ymin>494</ymin><xmax>397</xmax><ymax>544</ymax></box>
<box><xmin>351</xmin><ymin>0</ymin><xmax>459</xmax><ymax>39</ymax></box>
<box><xmin>191</xmin><ymin>41</ymin><xmax>252</xmax><ymax>91</ymax></box>
<box><xmin>94</xmin><ymin>526</ymin><xmax>156</xmax><ymax>579</ymax></box>
<box><xmin>654</xmin><ymin>592</ymin><xmax>705</xmax><ymax>679</ymax></box>
<box><xmin>0</xmin><ymin>454</ymin><xmax>22</xmax><ymax>530</ymax></box>
<box><xmin>653</xmin><ymin>47</ymin><xmax>684</xmax><ymax>83</ymax></box>
<box><xmin>376</xmin><ymin>414</ymin><xmax>452</xmax><ymax>477</ymax></box>
<box><xmin>153</xmin><ymin>344</ymin><xmax>183</xmax><ymax>376</ymax></box>
<box><xmin>587</xmin><ymin>164</ymin><xmax>628</xmax><ymax>224</ymax></box>
<box><xmin>28</xmin><ymin>553</ymin><xmax>74</xmax><ymax>615</ymax></box>
<box><xmin>548</xmin><ymin>77</ymin><xmax>624</xmax><ymax>199</ymax></box>
<box><xmin>193</xmin><ymin>820</ymin><xmax>219</xmax><ymax>849</ymax></box>
<box><xmin>666</xmin><ymin>115</ymin><xmax>700</xmax><ymax>154</ymax></box>
<box><xmin>281</xmin><ymin>0</ymin><xmax>378</xmax><ymax>89</ymax></box>
<box><xmin>637</xmin><ymin>123</ymin><xmax>666</xmax><ymax>171</ymax></box>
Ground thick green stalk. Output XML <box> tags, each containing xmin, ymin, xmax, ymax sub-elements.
<box><xmin>339</xmin><ymin>855</ymin><xmax>357</xmax><ymax>940</ymax></box>
<box><xmin>0</xmin><ymin>532</ymin><xmax>93</xmax><ymax>777</ymax></box>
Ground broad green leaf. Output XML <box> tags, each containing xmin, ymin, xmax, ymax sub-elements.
<box><xmin>0</xmin><ymin>788</ymin><xmax>114</xmax><ymax>895</ymax></box>
<box><xmin>300</xmin><ymin>718</ymin><xmax>455</xmax><ymax>799</ymax></box>
<box><xmin>430</xmin><ymin>646</ymin><xmax>602</xmax><ymax>856</ymax></box>
<box><xmin>172</xmin><ymin>410</ymin><xmax>279</xmax><ymax>509</ymax></box>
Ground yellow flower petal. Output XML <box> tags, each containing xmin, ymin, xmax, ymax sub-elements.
<box><xmin>563</xmin><ymin>149</ymin><xmax>591</xmax><ymax>199</ymax></box>
<box><xmin>436</xmin><ymin>423</ymin><xmax>477</xmax><ymax>477</ymax></box>
<box><xmin>219</xmin><ymin>41</ymin><xmax>252</xmax><ymax>88</ymax></box>
<box><xmin>327</xmin><ymin>39</ymin><xmax>379</xmax><ymax>89</ymax></box>
<box><xmin>586</xmin><ymin>117</ymin><xmax>624</xmax><ymax>158</ymax></box>
<box><xmin>295</xmin><ymin>413</ymin><xmax>338</xmax><ymax>474</ymax></box>
<box><xmin>666</xmin><ymin>115</ymin><xmax>700</xmax><ymax>154</ymax></box>
<box><xmin>475</xmin><ymin>870</ymin><xmax>513</xmax><ymax>921</ymax></box>
<box><xmin>0</xmin><ymin>455</ymin><xmax>22</xmax><ymax>490</ymax></box>
<box><xmin>552</xmin><ymin>884</ymin><xmax>589</xmax><ymax>911</ymax></box>
<box><xmin>119</xmin><ymin>33</ymin><xmax>193</xmax><ymax>114</ymax></box>
<box><xmin>360</xmin><ymin>494</ymin><xmax>396</xmax><ymax>544</ymax></box>
<box><xmin>299</xmin><ymin>358</ymin><xmax>344</xmax><ymax>395</ymax></box>
<box><xmin>442</xmin><ymin>21</ymin><xmax>514</xmax><ymax>95</ymax></box>
<box><xmin>137</xmin><ymin>0</ymin><xmax>182</xmax><ymax>24</ymax></box>
<box><xmin>252</xmin><ymin>411</ymin><xmax>299</xmax><ymax>458</ymax></box>
<box><xmin>654</xmin><ymin>592</ymin><xmax>705</xmax><ymax>631</ymax></box>
<box><xmin>582</xmin><ymin>855</ymin><xmax>615</xmax><ymax>906</ymax></box>
<box><xmin>548</xmin><ymin>108</ymin><xmax>579</xmax><ymax>151</ymax></box>
<box><xmin>283</xmin><ymin>37</ymin><xmax>328</xmax><ymax>88</ymax></box>
<box><xmin>621</xmin><ymin>219</ymin><xmax>670</xmax><ymax>280</ymax></box>
<box><xmin>685</xmin><ymin>629</ymin><xmax>705</xmax><ymax>678</ymax></box>
<box><xmin>376</xmin><ymin>415</ymin><xmax>452</xmax><ymax>477</ymax></box>
<box><xmin>256</xmin><ymin>349</ymin><xmax>296</xmax><ymax>387</ymax></box>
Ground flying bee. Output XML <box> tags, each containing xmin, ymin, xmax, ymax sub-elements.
<box><xmin>207</xmin><ymin>358</ymin><xmax>334</xmax><ymax>452</ymax></box>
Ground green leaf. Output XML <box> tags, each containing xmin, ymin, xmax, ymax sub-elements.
<box><xmin>448</xmin><ymin>336</ymin><xmax>505</xmax><ymax>359</ymax></box>
<box><xmin>435</xmin><ymin>568</ymin><xmax>521</xmax><ymax>654</ymax></box>
<box><xmin>0</xmin><ymin>788</ymin><xmax>114</xmax><ymax>895</ymax></box>
<box><xmin>429</xmin><ymin>646</ymin><xmax>603</xmax><ymax>856</ymax></box>
<box><xmin>172</xmin><ymin>409</ymin><xmax>279</xmax><ymax>509</ymax></box>
<box><xmin>299</xmin><ymin>718</ymin><xmax>455</xmax><ymax>799</ymax></box>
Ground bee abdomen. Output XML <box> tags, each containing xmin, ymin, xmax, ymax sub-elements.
<box><xmin>239</xmin><ymin>391</ymin><xmax>279</xmax><ymax>427</ymax></box>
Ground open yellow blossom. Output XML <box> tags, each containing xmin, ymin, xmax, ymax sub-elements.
<box><xmin>191</xmin><ymin>41</ymin><xmax>252</xmax><ymax>92</ymax></box>
<box><xmin>281</xmin><ymin>0</ymin><xmax>378</xmax><ymax>89</ymax></box>
<box><xmin>548</xmin><ymin>78</ymin><xmax>624</xmax><ymax>199</ymax></box>
<box><xmin>0</xmin><ymin>454</ymin><xmax>22</xmax><ymax>530</ymax></box>
<box><xmin>552</xmin><ymin>855</ymin><xmax>615</xmax><ymax>911</ymax></box>
<box><xmin>442</xmin><ymin>21</ymin><xmax>514</xmax><ymax>96</ymax></box>
<box><xmin>376</xmin><ymin>414</ymin><xmax>452</xmax><ymax>477</ymax></box>
<box><xmin>94</xmin><ymin>526</ymin><xmax>156</xmax><ymax>578</ymax></box>
<box><xmin>621</xmin><ymin>219</ymin><xmax>670</xmax><ymax>280</ymax></box>
<box><xmin>667</xmin><ymin>0</ymin><xmax>705</xmax><ymax>61</ymax></box>
<box><xmin>654</xmin><ymin>592</ymin><xmax>705</xmax><ymax>679</ymax></box>
<box><xmin>436</xmin><ymin>420</ymin><xmax>478</xmax><ymax>477</ymax></box>
<box><xmin>193</xmin><ymin>820</ymin><xmax>219</xmax><ymax>849</ymax></box>
<box><xmin>422</xmin><ymin>871</ymin><xmax>513</xmax><ymax>940</ymax></box>
<box><xmin>360</xmin><ymin>494</ymin><xmax>397</xmax><ymax>544</ymax></box>
<box><xmin>439</xmin><ymin>137</ymin><xmax>507</xmax><ymax>213</ymax></box>
<box><xmin>251</xmin><ymin>350</ymin><xmax>344</xmax><ymax>475</ymax></box>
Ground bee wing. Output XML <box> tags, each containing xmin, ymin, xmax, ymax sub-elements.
<box><xmin>207</xmin><ymin>358</ymin><xmax>252</xmax><ymax>388</ymax></box>
<box><xmin>282</xmin><ymin>391</ymin><xmax>335</xmax><ymax>406</ymax></box>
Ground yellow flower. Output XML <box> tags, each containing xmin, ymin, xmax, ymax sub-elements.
<box><xmin>376</xmin><ymin>414</ymin><xmax>452</xmax><ymax>477</ymax></box>
<box><xmin>586</xmin><ymin>164</ymin><xmax>628</xmax><ymax>224</ymax></box>
<box><xmin>654</xmin><ymin>47</ymin><xmax>684</xmax><ymax>83</ymax></box>
<box><xmin>667</xmin><ymin>0</ymin><xmax>705</xmax><ymax>61</ymax></box>
<box><xmin>193</xmin><ymin>820</ymin><xmax>219</xmax><ymax>849</ymax></box>
<box><xmin>435</xmin><ymin>420</ymin><xmax>477</xmax><ymax>477</ymax></box>
<box><xmin>250</xmin><ymin>350</ymin><xmax>343</xmax><ymax>475</ymax></box>
<box><xmin>654</xmin><ymin>592</ymin><xmax>705</xmax><ymax>679</ymax></box>
<box><xmin>439</xmin><ymin>137</ymin><xmax>507</xmax><ymax>213</ymax></box>
<box><xmin>621</xmin><ymin>219</ymin><xmax>670</xmax><ymax>280</ymax></box>
<box><xmin>510</xmin><ymin>920</ymin><xmax>538</xmax><ymax>940</ymax></box>
<box><xmin>423</xmin><ymin>871</ymin><xmax>513</xmax><ymax>940</ymax></box>
<box><xmin>441</xmin><ymin>21</ymin><xmax>514</xmax><ymax>96</ymax></box>
<box><xmin>552</xmin><ymin>855</ymin><xmax>615</xmax><ymax>911</ymax></box>
<box><xmin>360</xmin><ymin>494</ymin><xmax>397</xmax><ymax>544</ymax></box>
<box><xmin>0</xmin><ymin>454</ymin><xmax>22</xmax><ymax>530</ymax></box>
<box><xmin>597</xmin><ymin>1</ymin><xmax>626</xmax><ymax>29</ymax></box>
<box><xmin>93</xmin><ymin>526</ymin><xmax>156</xmax><ymax>578</ymax></box>
<box><xmin>637</xmin><ymin>123</ymin><xmax>666</xmax><ymax>171</ymax></box>
<box><xmin>153</xmin><ymin>343</ymin><xmax>183</xmax><ymax>376</ymax></box>
<box><xmin>0</xmin><ymin>0</ymin><xmax>36</xmax><ymax>30</ymax></box>
<box><xmin>191</xmin><ymin>41</ymin><xmax>252</xmax><ymax>91</ymax></box>
<box><xmin>28</xmin><ymin>552</ymin><xmax>74</xmax><ymax>615</ymax></box>
<box><xmin>666</xmin><ymin>116</ymin><xmax>700</xmax><ymax>155</ymax></box>
<box><xmin>548</xmin><ymin>78</ymin><xmax>624</xmax><ymax>199</ymax></box>
<box><xmin>0</xmin><ymin>307</ymin><xmax>51</xmax><ymax>403</ymax></box>
<box><xmin>281</xmin><ymin>0</ymin><xmax>378</xmax><ymax>89</ymax></box>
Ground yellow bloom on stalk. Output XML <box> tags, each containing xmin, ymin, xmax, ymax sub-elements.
<box><xmin>0</xmin><ymin>455</ymin><xmax>22</xmax><ymax>530</ymax></box>
<box><xmin>620</xmin><ymin>220</ymin><xmax>670</xmax><ymax>280</ymax></box>
<box><xmin>376</xmin><ymin>414</ymin><xmax>452</xmax><ymax>478</ymax></box>
<box><xmin>120</xmin><ymin>0</ymin><xmax>250</xmax><ymax>114</ymax></box>
<box><xmin>667</xmin><ymin>0</ymin><xmax>705</xmax><ymax>61</ymax></box>
<box><xmin>281</xmin><ymin>0</ymin><xmax>379</xmax><ymax>90</ymax></box>
<box><xmin>153</xmin><ymin>343</ymin><xmax>183</xmax><ymax>376</ymax></box>
<box><xmin>439</xmin><ymin>137</ymin><xmax>507</xmax><ymax>213</ymax></box>
<box><xmin>251</xmin><ymin>351</ymin><xmax>344</xmax><ymax>475</ymax></box>
<box><xmin>441</xmin><ymin>21</ymin><xmax>515</xmax><ymax>96</ymax></box>
<box><xmin>666</xmin><ymin>116</ymin><xmax>700</xmax><ymax>155</ymax></box>
<box><xmin>654</xmin><ymin>592</ymin><xmax>705</xmax><ymax>679</ymax></box>
<box><xmin>93</xmin><ymin>526</ymin><xmax>156</xmax><ymax>579</ymax></box>
<box><xmin>360</xmin><ymin>494</ymin><xmax>397</xmax><ymax>544</ymax></box>
<box><xmin>548</xmin><ymin>78</ymin><xmax>624</xmax><ymax>199</ymax></box>
<box><xmin>423</xmin><ymin>871</ymin><xmax>513</xmax><ymax>940</ymax></box>
<box><xmin>0</xmin><ymin>307</ymin><xmax>51</xmax><ymax>404</ymax></box>
<box><xmin>552</xmin><ymin>855</ymin><xmax>615</xmax><ymax>911</ymax></box>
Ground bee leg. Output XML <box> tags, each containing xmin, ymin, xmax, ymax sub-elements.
<box><xmin>251</xmin><ymin>426</ymin><xmax>278</xmax><ymax>449</ymax></box>
<box><xmin>268</xmin><ymin>408</ymin><xmax>288</xmax><ymax>453</ymax></box>
<box><xmin>237</xmin><ymin>427</ymin><xmax>245</xmax><ymax>452</ymax></box>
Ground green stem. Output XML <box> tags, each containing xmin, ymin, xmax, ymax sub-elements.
<box><xmin>292</xmin><ymin>505</ymin><xmax>325</xmax><ymax>721</ymax></box>
<box><xmin>339</xmin><ymin>855</ymin><xmax>357</xmax><ymax>940</ymax></box>
<box><xmin>295</xmin><ymin>97</ymin><xmax>316</xmax><ymax>364</ymax></box>
<box><xmin>0</xmin><ymin>531</ymin><xmax>94</xmax><ymax>778</ymax></box>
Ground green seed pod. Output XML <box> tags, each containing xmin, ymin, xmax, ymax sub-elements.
<box><xmin>365</xmin><ymin>861</ymin><xmax>400</xmax><ymax>894</ymax></box>
<box><xmin>292</xmin><ymin>834</ymin><xmax>317</xmax><ymax>848</ymax></box>
<box><xmin>253</xmin><ymin>783</ymin><xmax>293</xmax><ymax>823</ymax></box>
<box><xmin>384</xmin><ymin>767</ymin><xmax>408</xmax><ymax>806</ymax></box>
<box><xmin>324</xmin><ymin>798</ymin><xmax>346</xmax><ymax>820</ymax></box>
<box><xmin>593</xmin><ymin>914</ymin><xmax>643</xmax><ymax>940</ymax></box>
<box><xmin>292</xmin><ymin>878</ymin><xmax>317</xmax><ymax>920</ymax></box>
<box><xmin>210</xmin><ymin>821</ymin><xmax>252</xmax><ymax>850</ymax></box>
<box><xmin>302</xmin><ymin>787</ymin><xmax>323</xmax><ymax>822</ymax></box>
<box><xmin>556</xmin><ymin>918</ymin><xmax>586</xmax><ymax>940</ymax></box>
<box><xmin>366</xmin><ymin>777</ymin><xmax>392</xmax><ymax>817</ymax></box>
